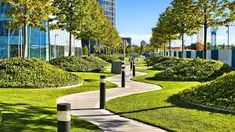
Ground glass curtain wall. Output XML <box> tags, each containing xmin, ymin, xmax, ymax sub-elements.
<box><xmin>98</xmin><ymin>0</ymin><xmax>116</xmax><ymax>26</ymax></box>
<box><xmin>0</xmin><ymin>2</ymin><xmax>50</xmax><ymax>61</ymax></box>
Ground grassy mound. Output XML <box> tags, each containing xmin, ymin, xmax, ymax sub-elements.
<box><xmin>181</xmin><ymin>71</ymin><xmax>235</xmax><ymax>110</ymax></box>
<box><xmin>0</xmin><ymin>58</ymin><xmax>80</xmax><ymax>88</ymax></box>
<box><xmin>50</xmin><ymin>56</ymin><xmax>108</xmax><ymax>72</ymax></box>
<box><xmin>145</xmin><ymin>56</ymin><xmax>177</xmax><ymax>67</ymax></box>
<box><xmin>99</xmin><ymin>55</ymin><xmax>122</xmax><ymax>63</ymax></box>
<box><xmin>154</xmin><ymin>59</ymin><xmax>233</xmax><ymax>81</ymax></box>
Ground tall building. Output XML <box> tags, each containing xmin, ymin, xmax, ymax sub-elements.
<box><xmin>98</xmin><ymin>0</ymin><xmax>116</xmax><ymax>26</ymax></box>
<box><xmin>0</xmin><ymin>2</ymin><xmax>50</xmax><ymax>60</ymax></box>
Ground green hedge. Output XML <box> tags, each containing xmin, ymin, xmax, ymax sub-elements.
<box><xmin>154</xmin><ymin>58</ymin><xmax>233</xmax><ymax>81</ymax></box>
<box><xmin>145</xmin><ymin>56</ymin><xmax>177</xmax><ymax>67</ymax></box>
<box><xmin>0</xmin><ymin>58</ymin><xmax>80</xmax><ymax>88</ymax></box>
<box><xmin>50</xmin><ymin>56</ymin><xmax>108</xmax><ymax>72</ymax></box>
<box><xmin>180</xmin><ymin>71</ymin><xmax>235</xmax><ymax>111</ymax></box>
<box><xmin>99</xmin><ymin>55</ymin><xmax>122</xmax><ymax>63</ymax></box>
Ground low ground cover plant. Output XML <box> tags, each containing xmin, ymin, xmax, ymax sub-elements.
<box><xmin>180</xmin><ymin>71</ymin><xmax>235</xmax><ymax>111</ymax></box>
<box><xmin>154</xmin><ymin>58</ymin><xmax>233</xmax><ymax>81</ymax></box>
<box><xmin>0</xmin><ymin>57</ymin><xmax>80</xmax><ymax>88</ymax></box>
<box><xmin>50</xmin><ymin>56</ymin><xmax>108</xmax><ymax>72</ymax></box>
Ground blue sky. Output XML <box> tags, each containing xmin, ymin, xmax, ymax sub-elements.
<box><xmin>116</xmin><ymin>0</ymin><xmax>235</xmax><ymax>46</ymax></box>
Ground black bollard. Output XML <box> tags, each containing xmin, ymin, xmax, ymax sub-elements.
<box><xmin>100</xmin><ymin>75</ymin><xmax>106</xmax><ymax>109</ymax></box>
<box><xmin>121</xmin><ymin>66</ymin><xmax>125</xmax><ymax>88</ymax></box>
<box><xmin>133</xmin><ymin>64</ymin><xmax>136</xmax><ymax>77</ymax></box>
<box><xmin>57</xmin><ymin>103</ymin><xmax>71</xmax><ymax>132</ymax></box>
<box><xmin>130</xmin><ymin>61</ymin><xmax>133</xmax><ymax>70</ymax></box>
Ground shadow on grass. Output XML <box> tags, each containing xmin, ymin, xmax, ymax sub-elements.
<box><xmin>0</xmin><ymin>103</ymin><xmax>101</xmax><ymax>131</ymax></box>
<box><xmin>84</xmin><ymin>79</ymin><xmax>98</xmax><ymax>82</ymax></box>
<box><xmin>167</xmin><ymin>94</ymin><xmax>235</xmax><ymax>115</ymax></box>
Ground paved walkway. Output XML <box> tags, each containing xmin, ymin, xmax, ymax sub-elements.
<box><xmin>57</xmin><ymin>68</ymin><xmax>166</xmax><ymax>132</ymax></box>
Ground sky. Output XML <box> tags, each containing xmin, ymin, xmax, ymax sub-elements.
<box><xmin>116</xmin><ymin>0</ymin><xmax>235</xmax><ymax>46</ymax></box>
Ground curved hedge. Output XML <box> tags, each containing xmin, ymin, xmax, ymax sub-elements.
<box><xmin>180</xmin><ymin>71</ymin><xmax>235</xmax><ymax>111</ymax></box>
<box><xmin>154</xmin><ymin>59</ymin><xmax>233</xmax><ymax>81</ymax></box>
<box><xmin>50</xmin><ymin>56</ymin><xmax>108</xmax><ymax>72</ymax></box>
<box><xmin>0</xmin><ymin>58</ymin><xmax>80</xmax><ymax>88</ymax></box>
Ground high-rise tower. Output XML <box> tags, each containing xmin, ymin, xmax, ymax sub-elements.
<box><xmin>98</xmin><ymin>0</ymin><xmax>116</xmax><ymax>26</ymax></box>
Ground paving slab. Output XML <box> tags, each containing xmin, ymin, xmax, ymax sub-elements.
<box><xmin>57</xmin><ymin>68</ymin><xmax>166</xmax><ymax>132</ymax></box>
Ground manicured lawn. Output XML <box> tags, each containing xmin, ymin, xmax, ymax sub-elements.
<box><xmin>106</xmin><ymin>69</ymin><xmax>235</xmax><ymax>132</ymax></box>
<box><xmin>0</xmin><ymin>72</ymin><xmax>117</xmax><ymax>132</ymax></box>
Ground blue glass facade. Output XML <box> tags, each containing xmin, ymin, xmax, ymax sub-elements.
<box><xmin>0</xmin><ymin>2</ymin><xmax>50</xmax><ymax>60</ymax></box>
<box><xmin>98</xmin><ymin>0</ymin><xmax>116</xmax><ymax>26</ymax></box>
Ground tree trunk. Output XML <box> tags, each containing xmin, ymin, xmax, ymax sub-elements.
<box><xmin>203</xmin><ymin>8</ymin><xmax>207</xmax><ymax>59</ymax></box>
<box><xmin>69</xmin><ymin>32</ymin><xmax>72</xmax><ymax>56</ymax></box>
<box><xmin>181</xmin><ymin>33</ymin><xmax>184</xmax><ymax>58</ymax></box>
<box><xmin>23</xmin><ymin>20</ymin><xmax>28</xmax><ymax>58</ymax></box>
<box><xmin>203</xmin><ymin>24</ymin><xmax>207</xmax><ymax>59</ymax></box>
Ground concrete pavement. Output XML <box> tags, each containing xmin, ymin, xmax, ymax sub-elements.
<box><xmin>57</xmin><ymin>68</ymin><xmax>166</xmax><ymax>132</ymax></box>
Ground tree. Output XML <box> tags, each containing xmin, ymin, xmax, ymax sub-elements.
<box><xmin>194</xmin><ymin>0</ymin><xmax>234</xmax><ymax>59</ymax></box>
<box><xmin>170</xmin><ymin>0</ymin><xmax>201</xmax><ymax>57</ymax></box>
<box><xmin>4</xmin><ymin>0</ymin><xmax>56</xmax><ymax>58</ymax></box>
<box><xmin>53</xmin><ymin>0</ymin><xmax>88</xmax><ymax>56</ymax></box>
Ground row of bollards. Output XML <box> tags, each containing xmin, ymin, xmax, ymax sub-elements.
<box><xmin>57</xmin><ymin>60</ymin><xmax>136</xmax><ymax>132</ymax></box>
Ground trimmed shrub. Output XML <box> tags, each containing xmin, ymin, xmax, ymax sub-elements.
<box><xmin>154</xmin><ymin>59</ymin><xmax>233</xmax><ymax>81</ymax></box>
<box><xmin>145</xmin><ymin>56</ymin><xmax>177</xmax><ymax>67</ymax></box>
<box><xmin>0</xmin><ymin>58</ymin><xmax>80</xmax><ymax>88</ymax></box>
<box><xmin>50</xmin><ymin>56</ymin><xmax>108</xmax><ymax>72</ymax></box>
<box><xmin>180</xmin><ymin>71</ymin><xmax>235</xmax><ymax>110</ymax></box>
<box><xmin>99</xmin><ymin>55</ymin><xmax>122</xmax><ymax>63</ymax></box>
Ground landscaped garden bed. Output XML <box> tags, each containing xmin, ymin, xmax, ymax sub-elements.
<box><xmin>106</xmin><ymin>69</ymin><xmax>235</xmax><ymax>131</ymax></box>
<box><xmin>145</xmin><ymin>56</ymin><xmax>233</xmax><ymax>81</ymax></box>
<box><xmin>180</xmin><ymin>71</ymin><xmax>235</xmax><ymax>111</ymax></box>
<box><xmin>0</xmin><ymin>72</ymin><xmax>117</xmax><ymax>131</ymax></box>
<box><xmin>0</xmin><ymin>57</ymin><xmax>80</xmax><ymax>88</ymax></box>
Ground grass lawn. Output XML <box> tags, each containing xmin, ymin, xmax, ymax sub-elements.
<box><xmin>0</xmin><ymin>72</ymin><xmax>117</xmax><ymax>132</ymax></box>
<box><xmin>106</xmin><ymin>69</ymin><xmax>235</xmax><ymax>132</ymax></box>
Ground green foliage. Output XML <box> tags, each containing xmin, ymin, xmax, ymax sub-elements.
<box><xmin>145</xmin><ymin>56</ymin><xmax>177</xmax><ymax>67</ymax></box>
<box><xmin>53</xmin><ymin>0</ymin><xmax>122</xmax><ymax>52</ymax></box>
<box><xmin>181</xmin><ymin>71</ymin><xmax>235</xmax><ymax>110</ymax></box>
<box><xmin>99</xmin><ymin>55</ymin><xmax>122</xmax><ymax>63</ymax></box>
<box><xmin>0</xmin><ymin>58</ymin><xmax>80</xmax><ymax>88</ymax></box>
<box><xmin>152</xmin><ymin>58</ymin><xmax>188</xmax><ymax>70</ymax></box>
<box><xmin>50</xmin><ymin>56</ymin><xmax>108</xmax><ymax>72</ymax></box>
<box><xmin>154</xmin><ymin>58</ymin><xmax>233</xmax><ymax>81</ymax></box>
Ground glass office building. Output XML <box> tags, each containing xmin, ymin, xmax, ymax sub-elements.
<box><xmin>98</xmin><ymin>0</ymin><xmax>116</xmax><ymax>26</ymax></box>
<box><xmin>0</xmin><ymin>2</ymin><xmax>50</xmax><ymax>60</ymax></box>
